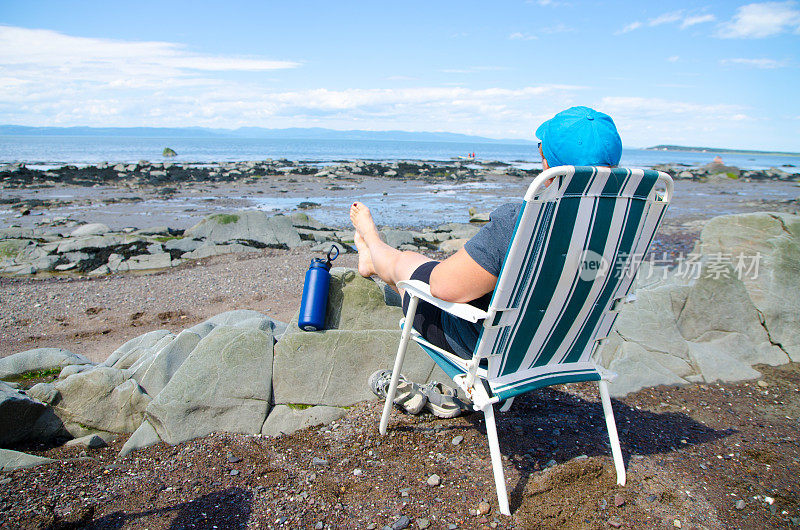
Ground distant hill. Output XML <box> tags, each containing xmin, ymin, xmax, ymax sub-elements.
<box><xmin>0</xmin><ymin>125</ymin><xmax>534</xmax><ymax>145</ymax></box>
<box><xmin>647</xmin><ymin>144</ymin><xmax>800</xmax><ymax>157</ymax></box>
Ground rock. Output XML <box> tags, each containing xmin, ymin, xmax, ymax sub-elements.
<box><xmin>452</xmin><ymin>435</ymin><xmax>464</xmax><ymax>446</ymax></box>
<box><xmin>606</xmin><ymin>341</ymin><xmax>689</xmax><ymax>396</ymax></box>
<box><xmin>162</xmin><ymin>147</ymin><xmax>177</xmax><ymax>157</ymax></box>
<box><xmin>52</xmin><ymin>367</ymin><xmax>151</xmax><ymax>434</ymax></box>
<box><xmin>65</xmin><ymin>434</ymin><xmax>107</xmax><ymax>449</ymax></box>
<box><xmin>0</xmin><ymin>449</ymin><xmax>55</xmax><ymax>471</ymax></box>
<box><xmin>0</xmin><ymin>381</ymin><xmax>48</xmax><ymax>446</ymax></box>
<box><xmin>260</xmin><ymin>405</ymin><xmax>347</xmax><ymax>437</ymax></box>
<box><xmin>0</xmin><ymin>238</ymin><xmax>37</xmax><ymax>262</ymax></box>
<box><xmin>70</xmin><ymin>223</ymin><xmax>110</xmax><ymax>237</ymax></box>
<box><xmin>119</xmin><ymin>419</ymin><xmax>162</xmax><ymax>456</ymax></box>
<box><xmin>477</xmin><ymin>501</ymin><xmax>491</xmax><ymax>515</ymax></box>
<box><xmin>183</xmin><ymin>242</ymin><xmax>255</xmax><ymax>260</ymax></box>
<box><xmin>145</xmin><ymin>326</ymin><xmax>274</xmax><ymax>445</ymax></box>
<box><xmin>736</xmin><ymin>499</ymin><xmax>745</xmax><ymax>509</ymax></box>
<box><xmin>272</xmin><ymin>329</ymin><xmax>441</xmax><ymax>406</ymax></box>
<box><xmin>0</xmin><ymin>348</ymin><xmax>91</xmax><ymax>379</ymax></box>
<box><xmin>58</xmin><ymin>364</ymin><xmax>95</xmax><ymax>379</ymax></box>
<box><xmin>205</xmin><ymin>309</ymin><xmax>287</xmax><ymax>336</ymax></box>
<box><xmin>26</xmin><ymin>382</ymin><xmax>59</xmax><ymax>404</ymax></box>
<box><xmin>103</xmin><ymin>330</ymin><xmax>174</xmax><ymax>370</ymax></box>
<box><xmin>436</xmin><ymin>222</ymin><xmax>481</xmax><ymax>240</ymax></box>
<box><xmin>184</xmin><ymin>211</ymin><xmax>302</xmax><ymax>249</ymax></box>
<box><xmin>427</xmin><ymin>474</ymin><xmax>441</xmax><ymax>486</ymax></box>
<box><xmin>391</xmin><ymin>515</ymin><xmax>410</xmax><ymax>530</ymax></box>
<box><xmin>698</xmin><ymin>212</ymin><xmax>800</xmax><ymax>361</ymax></box>
<box><xmin>438</xmin><ymin>238</ymin><xmax>468</xmax><ymax>253</ymax></box>
<box><xmin>129</xmin><ymin>330</ymin><xmax>202</xmax><ymax>397</ymax></box>
<box><xmin>125</xmin><ymin>253</ymin><xmax>174</xmax><ymax>270</ymax></box>
<box><xmin>164</xmin><ymin>237</ymin><xmax>203</xmax><ymax>253</ymax></box>
<box><xmin>56</xmin><ymin>234</ymin><xmax>130</xmax><ymax>253</ymax></box>
<box><xmin>687</xmin><ymin>342</ymin><xmax>761</xmax><ymax>382</ymax></box>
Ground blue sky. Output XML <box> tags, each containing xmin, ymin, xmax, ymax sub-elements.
<box><xmin>1</xmin><ymin>0</ymin><xmax>798</xmax><ymax>150</ymax></box>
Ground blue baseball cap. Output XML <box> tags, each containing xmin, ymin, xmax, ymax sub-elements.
<box><xmin>535</xmin><ymin>106</ymin><xmax>622</xmax><ymax>167</ymax></box>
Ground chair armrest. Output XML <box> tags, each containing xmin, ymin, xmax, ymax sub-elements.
<box><xmin>396</xmin><ymin>279</ymin><xmax>489</xmax><ymax>323</ymax></box>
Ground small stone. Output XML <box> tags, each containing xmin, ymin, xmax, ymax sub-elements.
<box><xmin>608</xmin><ymin>520</ymin><xmax>622</xmax><ymax>528</ymax></box>
<box><xmin>353</xmin><ymin>468</ymin><xmax>363</xmax><ymax>476</ymax></box>
<box><xmin>417</xmin><ymin>518</ymin><xmax>430</xmax><ymax>529</ymax></box>
<box><xmin>764</xmin><ymin>496</ymin><xmax>774</xmax><ymax>505</ymax></box>
<box><xmin>477</xmin><ymin>501</ymin><xmax>491</xmax><ymax>515</ymax></box>
<box><xmin>647</xmin><ymin>494</ymin><xmax>658</xmax><ymax>503</ymax></box>
<box><xmin>614</xmin><ymin>494</ymin><xmax>625</xmax><ymax>507</ymax></box>
<box><xmin>544</xmin><ymin>458</ymin><xmax>557</xmax><ymax>468</ymax></box>
<box><xmin>451</xmin><ymin>435</ymin><xmax>464</xmax><ymax>446</ymax></box>
<box><xmin>229</xmin><ymin>469</ymin><xmax>239</xmax><ymax>476</ymax></box>
<box><xmin>757</xmin><ymin>380</ymin><xmax>769</xmax><ymax>388</ymax></box>
<box><xmin>735</xmin><ymin>500</ymin><xmax>745</xmax><ymax>510</ymax></box>
<box><xmin>391</xmin><ymin>515</ymin><xmax>410</xmax><ymax>530</ymax></box>
<box><xmin>366</xmin><ymin>524</ymin><xmax>377</xmax><ymax>530</ymax></box>
<box><xmin>427</xmin><ymin>474</ymin><xmax>441</xmax><ymax>486</ymax></box>
<box><xmin>598</xmin><ymin>498</ymin><xmax>607</xmax><ymax>510</ymax></box>
<box><xmin>315</xmin><ymin>522</ymin><xmax>324</xmax><ymax>529</ymax></box>
<box><xmin>227</xmin><ymin>454</ymin><xmax>241</xmax><ymax>463</ymax></box>
<box><xmin>311</xmin><ymin>457</ymin><xmax>328</xmax><ymax>466</ymax></box>
<box><xmin>673</xmin><ymin>520</ymin><xmax>681</xmax><ymax>528</ymax></box>
<box><xmin>399</xmin><ymin>487</ymin><xmax>410</xmax><ymax>497</ymax></box>
<box><xmin>447</xmin><ymin>525</ymin><xmax>457</xmax><ymax>530</ymax></box>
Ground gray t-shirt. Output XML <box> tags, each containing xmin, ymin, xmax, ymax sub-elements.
<box><xmin>441</xmin><ymin>202</ymin><xmax>523</xmax><ymax>358</ymax></box>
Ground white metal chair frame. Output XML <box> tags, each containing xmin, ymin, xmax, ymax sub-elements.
<box><xmin>378</xmin><ymin>165</ymin><xmax>673</xmax><ymax>515</ymax></box>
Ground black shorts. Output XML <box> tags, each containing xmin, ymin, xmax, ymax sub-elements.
<box><xmin>401</xmin><ymin>261</ymin><xmax>455</xmax><ymax>354</ymax></box>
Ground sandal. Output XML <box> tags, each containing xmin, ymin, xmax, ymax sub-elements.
<box><xmin>368</xmin><ymin>369</ymin><xmax>427</xmax><ymax>415</ymax></box>
<box><xmin>422</xmin><ymin>381</ymin><xmax>463</xmax><ymax>418</ymax></box>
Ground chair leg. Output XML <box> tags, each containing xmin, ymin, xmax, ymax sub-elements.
<box><xmin>598</xmin><ymin>379</ymin><xmax>626</xmax><ymax>486</ymax></box>
<box><xmin>379</xmin><ymin>296</ymin><xmax>420</xmax><ymax>436</ymax></box>
<box><xmin>484</xmin><ymin>403</ymin><xmax>511</xmax><ymax>516</ymax></box>
<box><xmin>498</xmin><ymin>396</ymin><xmax>515</xmax><ymax>412</ymax></box>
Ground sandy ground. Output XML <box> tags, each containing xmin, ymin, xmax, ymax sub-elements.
<box><xmin>2</xmin><ymin>363</ymin><xmax>798</xmax><ymax>529</ymax></box>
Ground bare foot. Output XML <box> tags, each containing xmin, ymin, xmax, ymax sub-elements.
<box><xmin>353</xmin><ymin>231</ymin><xmax>376</xmax><ymax>277</ymax></box>
<box><xmin>349</xmin><ymin>201</ymin><xmax>379</xmax><ymax>239</ymax></box>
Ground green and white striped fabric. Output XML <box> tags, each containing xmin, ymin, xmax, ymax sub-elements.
<box><xmin>417</xmin><ymin>166</ymin><xmax>670</xmax><ymax>402</ymax></box>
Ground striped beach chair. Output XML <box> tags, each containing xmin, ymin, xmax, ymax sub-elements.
<box><xmin>379</xmin><ymin>165</ymin><xmax>673</xmax><ymax>515</ymax></box>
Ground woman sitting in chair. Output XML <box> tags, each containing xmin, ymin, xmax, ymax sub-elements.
<box><xmin>350</xmin><ymin>106</ymin><xmax>622</xmax><ymax>360</ymax></box>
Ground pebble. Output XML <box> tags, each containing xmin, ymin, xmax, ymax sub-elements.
<box><xmin>608</xmin><ymin>520</ymin><xmax>622</xmax><ymax>528</ymax></box>
<box><xmin>451</xmin><ymin>435</ymin><xmax>464</xmax><ymax>446</ymax></box>
<box><xmin>647</xmin><ymin>494</ymin><xmax>658</xmax><ymax>503</ymax></box>
<box><xmin>598</xmin><ymin>498</ymin><xmax>608</xmax><ymax>510</ymax></box>
<box><xmin>315</xmin><ymin>523</ymin><xmax>324</xmax><ymax>529</ymax></box>
<box><xmin>399</xmin><ymin>488</ymin><xmax>410</xmax><ymax>497</ymax></box>
<box><xmin>229</xmin><ymin>469</ymin><xmax>239</xmax><ymax>476</ymax></box>
<box><xmin>447</xmin><ymin>525</ymin><xmax>458</xmax><ymax>529</ymax></box>
<box><xmin>673</xmin><ymin>520</ymin><xmax>681</xmax><ymax>528</ymax></box>
<box><xmin>477</xmin><ymin>501</ymin><xmax>491</xmax><ymax>515</ymax></box>
<box><xmin>736</xmin><ymin>500</ymin><xmax>745</xmax><ymax>509</ymax></box>
<box><xmin>614</xmin><ymin>494</ymin><xmax>625</xmax><ymax>507</ymax></box>
<box><xmin>427</xmin><ymin>474</ymin><xmax>441</xmax><ymax>486</ymax></box>
<box><xmin>391</xmin><ymin>515</ymin><xmax>410</xmax><ymax>530</ymax></box>
<box><xmin>311</xmin><ymin>457</ymin><xmax>328</xmax><ymax>466</ymax></box>
<box><xmin>226</xmin><ymin>454</ymin><xmax>241</xmax><ymax>463</ymax></box>
<box><xmin>417</xmin><ymin>518</ymin><xmax>430</xmax><ymax>529</ymax></box>
<box><xmin>544</xmin><ymin>459</ymin><xmax>557</xmax><ymax>468</ymax></box>
<box><xmin>757</xmin><ymin>380</ymin><xmax>769</xmax><ymax>388</ymax></box>
<box><xmin>353</xmin><ymin>468</ymin><xmax>363</xmax><ymax>476</ymax></box>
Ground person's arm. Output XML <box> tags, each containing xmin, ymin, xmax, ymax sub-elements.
<box><xmin>429</xmin><ymin>247</ymin><xmax>497</xmax><ymax>303</ymax></box>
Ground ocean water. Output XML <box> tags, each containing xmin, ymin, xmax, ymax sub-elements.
<box><xmin>1</xmin><ymin>135</ymin><xmax>798</xmax><ymax>170</ymax></box>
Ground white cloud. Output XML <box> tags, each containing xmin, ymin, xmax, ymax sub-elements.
<box><xmin>540</xmin><ymin>23</ymin><xmax>574</xmax><ymax>34</ymax></box>
<box><xmin>0</xmin><ymin>25</ymin><xmax>299</xmax><ymax>74</ymax></box>
<box><xmin>617</xmin><ymin>21</ymin><xmax>643</xmax><ymax>34</ymax></box>
<box><xmin>618</xmin><ymin>10</ymin><xmax>716</xmax><ymax>34</ymax></box>
<box><xmin>717</xmin><ymin>1</ymin><xmax>800</xmax><ymax>38</ymax></box>
<box><xmin>721</xmin><ymin>57</ymin><xmax>787</xmax><ymax>68</ymax></box>
<box><xmin>509</xmin><ymin>32</ymin><xmax>538</xmax><ymax>40</ymax></box>
<box><xmin>667</xmin><ymin>56</ymin><xmax>680</xmax><ymax>62</ymax></box>
<box><xmin>599</xmin><ymin>96</ymin><xmax>755</xmax><ymax>147</ymax></box>
<box><xmin>649</xmin><ymin>11</ymin><xmax>684</xmax><ymax>26</ymax></box>
<box><xmin>681</xmin><ymin>14</ymin><xmax>717</xmax><ymax>28</ymax></box>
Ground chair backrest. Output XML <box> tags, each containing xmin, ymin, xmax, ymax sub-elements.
<box><xmin>476</xmin><ymin>166</ymin><xmax>672</xmax><ymax>384</ymax></box>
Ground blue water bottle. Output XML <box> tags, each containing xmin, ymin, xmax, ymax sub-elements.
<box><xmin>298</xmin><ymin>246</ymin><xmax>339</xmax><ymax>331</ymax></box>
